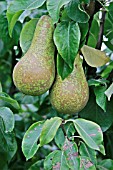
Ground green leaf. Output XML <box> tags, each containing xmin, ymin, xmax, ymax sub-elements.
<box><xmin>40</xmin><ymin>117</ymin><xmax>62</xmax><ymax>146</ymax></box>
<box><xmin>108</xmin><ymin>2</ymin><xmax>113</xmax><ymax>22</ymax></box>
<box><xmin>101</xmin><ymin>61</ymin><xmax>113</xmax><ymax>78</ymax></box>
<box><xmin>87</xmin><ymin>13</ymin><xmax>100</xmax><ymax>48</ymax></box>
<box><xmin>47</xmin><ymin>0</ymin><xmax>71</xmax><ymax>24</ymax></box>
<box><xmin>62</xmin><ymin>138</ymin><xmax>80</xmax><ymax>170</ymax></box>
<box><xmin>0</xmin><ymin>12</ymin><xmax>20</xmax><ymax>56</ymax></box>
<box><xmin>79</xmin><ymin>142</ymin><xmax>97</xmax><ymax>165</ymax></box>
<box><xmin>29</xmin><ymin>160</ymin><xmax>44</xmax><ymax>170</ymax></box>
<box><xmin>44</xmin><ymin>150</ymin><xmax>58</xmax><ymax>170</ymax></box>
<box><xmin>7</xmin><ymin>0</ymin><xmax>46</xmax><ymax>36</ymax></box>
<box><xmin>104</xmin><ymin>12</ymin><xmax>113</xmax><ymax>50</ymax></box>
<box><xmin>0</xmin><ymin>146</ymin><xmax>8</xmax><ymax>170</ymax></box>
<box><xmin>64</xmin><ymin>122</ymin><xmax>76</xmax><ymax>138</ymax></box>
<box><xmin>79</xmin><ymin>22</ymin><xmax>89</xmax><ymax>42</ymax></box>
<box><xmin>57</xmin><ymin>53</ymin><xmax>73</xmax><ymax>79</ymax></box>
<box><xmin>0</xmin><ymin>92</ymin><xmax>20</xmax><ymax>110</ymax></box>
<box><xmin>79</xmin><ymin>88</ymin><xmax>113</xmax><ymax>132</ymax></box>
<box><xmin>60</xmin><ymin>8</ymin><xmax>71</xmax><ymax>22</ymax></box>
<box><xmin>22</xmin><ymin>121</ymin><xmax>44</xmax><ymax>160</ymax></box>
<box><xmin>98</xmin><ymin>144</ymin><xmax>105</xmax><ymax>156</ymax></box>
<box><xmin>80</xmin><ymin>156</ymin><xmax>96</xmax><ymax>170</ymax></box>
<box><xmin>54</xmin><ymin>21</ymin><xmax>80</xmax><ymax>68</ymax></box>
<box><xmin>55</xmin><ymin>128</ymin><xmax>65</xmax><ymax>149</ymax></box>
<box><xmin>105</xmin><ymin>83</ymin><xmax>113</xmax><ymax>101</ymax></box>
<box><xmin>88</xmin><ymin>79</ymin><xmax>108</xmax><ymax>87</ymax></box>
<box><xmin>0</xmin><ymin>82</ymin><xmax>2</xmax><ymax>92</ymax></box>
<box><xmin>7</xmin><ymin>10</ymin><xmax>23</xmax><ymax>37</ymax></box>
<box><xmin>104</xmin><ymin>13</ymin><xmax>113</xmax><ymax>35</ymax></box>
<box><xmin>94</xmin><ymin>86</ymin><xmax>107</xmax><ymax>112</ymax></box>
<box><xmin>66</xmin><ymin>0</ymin><xmax>89</xmax><ymax>23</ymax></box>
<box><xmin>0</xmin><ymin>107</ymin><xmax>14</xmax><ymax>133</ymax></box>
<box><xmin>74</xmin><ymin>118</ymin><xmax>103</xmax><ymax>152</ymax></box>
<box><xmin>97</xmin><ymin>159</ymin><xmax>113</xmax><ymax>170</ymax></box>
<box><xmin>0</xmin><ymin>1</ymin><xmax>7</xmax><ymax>14</ymax></box>
<box><xmin>52</xmin><ymin>150</ymin><xmax>69</xmax><ymax>170</ymax></box>
<box><xmin>14</xmin><ymin>92</ymin><xmax>39</xmax><ymax>104</ymax></box>
<box><xmin>104</xmin><ymin>40</ymin><xmax>113</xmax><ymax>51</ymax></box>
<box><xmin>20</xmin><ymin>18</ymin><xmax>38</xmax><ymax>53</ymax></box>
<box><xmin>0</xmin><ymin>118</ymin><xmax>17</xmax><ymax>163</ymax></box>
<box><xmin>5</xmin><ymin>132</ymin><xmax>17</xmax><ymax>162</ymax></box>
<box><xmin>81</xmin><ymin>45</ymin><xmax>110</xmax><ymax>67</ymax></box>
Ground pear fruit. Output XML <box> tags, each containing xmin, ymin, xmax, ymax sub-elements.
<box><xmin>13</xmin><ymin>15</ymin><xmax>55</xmax><ymax>96</ymax></box>
<box><xmin>50</xmin><ymin>54</ymin><xmax>89</xmax><ymax>114</ymax></box>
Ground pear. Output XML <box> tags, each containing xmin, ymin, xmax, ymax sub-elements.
<box><xmin>50</xmin><ymin>54</ymin><xmax>89</xmax><ymax>114</ymax></box>
<box><xmin>13</xmin><ymin>15</ymin><xmax>55</xmax><ymax>96</ymax></box>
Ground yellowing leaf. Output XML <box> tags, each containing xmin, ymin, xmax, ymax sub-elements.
<box><xmin>81</xmin><ymin>45</ymin><xmax>110</xmax><ymax>67</ymax></box>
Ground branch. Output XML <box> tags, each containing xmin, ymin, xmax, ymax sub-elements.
<box><xmin>96</xmin><ymin>10</ymin><xmax>106</xmax><ymax>50</ymax></box>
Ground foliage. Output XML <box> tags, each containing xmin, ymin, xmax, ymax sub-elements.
<box><xmin>0</xmin><ymin>0</ymin><xmax>113</xmax><ymax>169</ymax></box>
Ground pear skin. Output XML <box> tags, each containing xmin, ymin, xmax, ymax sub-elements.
<box><xmin>13</xmin><ymin>15</ymin><xmax>55</xmax><ymax>96</ymax></box>
<box><xmin>50</xmin><ymin>54</ymin><xmax>89</xmax><ymax>114</ymax></box>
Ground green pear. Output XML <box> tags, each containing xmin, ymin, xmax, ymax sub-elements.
<box><xmin>50</xmin><ymin>54</ymin><xmax>89</xmax><ymax>114</ymax></box>
<box><xmin>13</xmin><ymin>15</ymin><xmax>55</xmax><ymax>96</ymax></box>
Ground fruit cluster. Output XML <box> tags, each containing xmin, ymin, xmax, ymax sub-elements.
<box><xmin>13</xmin><ymin>15</ymin><xmax>89</xmax><ymax>114</ymax></box>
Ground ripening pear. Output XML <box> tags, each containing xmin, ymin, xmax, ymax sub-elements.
<box><xmin>13</xmin><ymin>15</ymin><xmax>55</xmax><ymax>96</ymax></box>
<box><xmin>50</xmin><ymin>54</ymin><xmax>89</xmax><ymax>114</ymax></box>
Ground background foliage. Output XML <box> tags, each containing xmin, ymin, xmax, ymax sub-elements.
<box><xmin>0</xmin><ymin>0</ymin><xmax>113</xmax><ymax>169</ymax></box>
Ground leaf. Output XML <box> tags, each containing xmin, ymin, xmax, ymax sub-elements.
<box><xmin>81</xmin><ymin>45</ymin><xmax>110</xmax><ymax>67</ymax></box>
<box><xmin>0</xmin><ymin>118</ymin><xmax>17</xmax><ymax>163</ymax></box>
<box><xmin>57</xmin><ymin>53</ymin><xmax>73</xmax><ymax>80</ymax></box>
<box><xmin>64</xmin><ymin>122</ymin><xmax>76</xmax><ymax>138</ymax></box>
<box><xmin>62</xmin><ymin>138</ymin><xmax>80</xmax><ymax>170</ymax></box>
<box><xmin>0</xmin><ymin>107</ymin><xmax>14</xmax><ymax>133</ymax></box>
<box><xmin>52</xmin><ymin>150</ymin><xmax>69</xmax><ymax>170</ymax></box>
<box><xmin>94</xmin><ymin>86</ymin><xmax>107</xmax><ymax>112</ymax></box>
<box><xmin>55</xmin><ymin>128</ymin><xmax>65</xmax><ymax>149</ymax></box>
<box><xmin>0</xmin><ymin>1</ymin><xmax>7</xmax><ymax>14</ymax></box>
<box><xmin>7</xmin><ymin>0</ymin><xmax>46</xmax><ymax>36</ymax></box>
<box><xmin>98</xmin><ymin>144</ymin><xmax>105</xmax><ymax>156</ymax></box>
<box><xmin>54</xmin><ymin>21</ymin><xmax>80</xmax><ymax>68</ymax></box>
<box><xmin>79</xmin><ymin>142</ymin><xmax>97</xmax><ymax>165</ymax></box>
<box><xmin>87</xmin><ymin>13</ymin><xmax>100</xmax><ymax>48</ymax></box>
<box><xmin>79</xmin><ymin>88</ymin><xmax>113</xmax><ymax>132</ymax></box>
<box><xmin>0</xmin><ymin>92</ymin><xmax>20</xmax><ymax>110</ymax></box>
<box><xmin>40</xmin><ymin>117</ymin><xmax>62</xmax><ymax>146</ymax></box>
<box><xmin>108</xmin><ymin>2</ymin><xmax>113</xmax><ymax>22</ymax></box>
<box><xmin>66</xmin><ymin>0</ymin><xmax>89</xmax><ymax>23</ymax></box>
<box><xmin>0</xmin><ymin>146</ymin><xmax>8</xmax><ymax>170</ymax></box>
<box><xmin>22</xmin><ymin>121</ymin><xmax>44</xmax><ymax>160</ymax></box>
<box><xmin>79</xmin><ymin>22</ymin><xmax>89</xmax><ymax>42</ymax></box>
<box><xmin>105</xmin><ymin>83</ymin><xmax>113</xmax><ymax>101</ymax></box>
<box><xmin>80</xmin><ymin>156</ymin><xmax>96</xmax><ymax>170</ymax></box>
<box><xmin>97</xmin><ymin>159</ymin><xmax>113</xmax><ymax>170</ymax></box>
<box><xmin>47</xmin><ymin>0</ymin><xmax>71</xmax><ymax>24</ymax></box>
<box><xmin>74</xmin><ymin>118</ymin><xmax>103</xmax><ymax>152</ymax></box>
<box><xmin>101</xmin><ymin>61</ymin><xmax>113</xmax><ymax>78</ymax></box>
<box><xmin>29</xmin><ymin>159</ymin><xmax>44</xmax><ymax>170</ymax></box>
<box><xmin>44</xmin><ymin>150</ymin><xmax>58</xmax><ymax>170</ymax></box>
<box><xmin>0</xmin><ymin>82</ymin><xmax>2</xmax><ymax>92</ymax></box>
<box><xmin>60</xmin><ymin>8</ymin><xmax>71</xmax><ymax>22</ymax></box>
<box><xmin>7</xmin><ymin>10</ymin><xmax>23</xmax><ymax>37</ymax></box>
<box><xmin>0</xmin><ymin>12</ymin><xmax>20</xmax><ymax>56</ymax></box>
<box><xmin>104</xmin><ymin>40</ymin><xmax>113</xmax><ymax>51</ymax></box>
<box><xmin>20</xmin><ymin>18</ymin><xmax>38</xmax><ymax>53</ymax></box>
<box><xmin>88</xmin><ymin>79</ymin><xmax>108</xmax><ymax>87</ymax></box>
<box><xmin>5</xmin><ymin>132</ymin><xmax>17</xmax><ymax>162</ymax></box>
